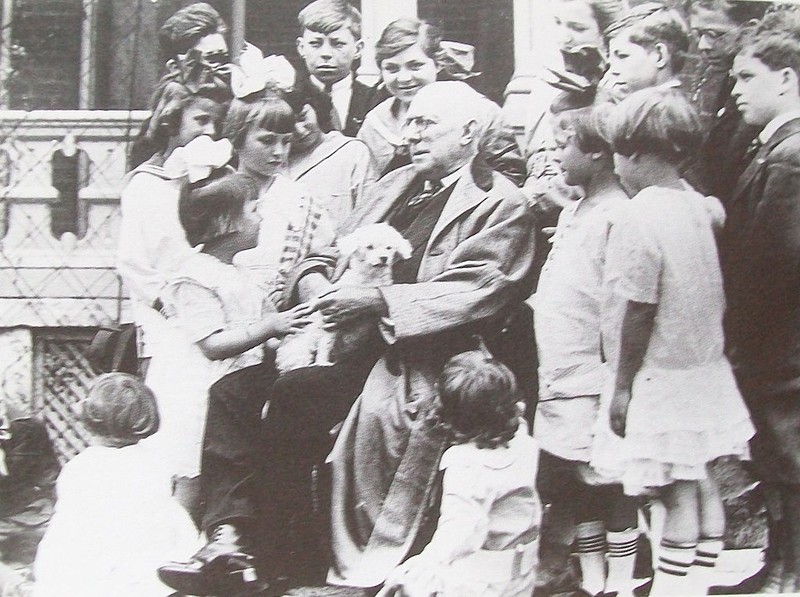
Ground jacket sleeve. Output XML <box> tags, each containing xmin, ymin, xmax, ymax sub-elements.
<box><xmin>380</xmin><ymin>185</ymin><xmax>536</xmax><ymax>341</ymax></box>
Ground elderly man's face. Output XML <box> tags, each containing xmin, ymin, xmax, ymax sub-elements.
<box><xmin>404</xmin><ymin>92</ymin><xmax>472</xmax><ymax>180</ymax></box>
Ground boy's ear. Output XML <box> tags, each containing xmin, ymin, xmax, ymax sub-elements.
<box><xmin>653</xmin><ymin>42</ymin><xmax>670</xmax><ymax>70</ymax></box>
<box><xmin>354</xmin><ymin>38</ymin><xmax>364</xmax><ymax>61</ymax></box>
<box><xmin>590</xmin><ymin>151</ymin><xmax>604</xmax><ymax>162</ymax></box>
<box><xmin>296</xmin><ymin>37</ymin><xmax>306</xmax><ymax>59</ymax></box>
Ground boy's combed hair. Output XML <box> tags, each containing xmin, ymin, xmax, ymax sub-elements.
<box><xmin>180</xmin><ymin>172</ymin><xmax>259</xmax><ymax>247</ymax></box>
<box><xmin>222</xmin><ymin>93</ymin><xmax>297</xmax><ymax>149</ymax></box>
<box><xmin>298</xmin><ymin>0</ymin><xmax>362</xmax><ymax>39</ymax></box>
<box><xmin>159</xmin><ymin>2</ymin><xmax>228</xmax><ymax>59</ymax></box>
<box><xmin>374</xmin><ymin>18</ymin><xmax>442</xmax><ymax>68</ymax></box>
<box><xmin>605</xmin><ymin>2</ymin><xmax>691</xmax><ymax>73</ymax></box>
<box><xmin>606</xmin><ymin>86</ymin><xmax>703</xmax><ymax>163</ymax></box>
<box><xmin>742</xmin><ymin>16</ymin><xmax>800</xmax><ymax>84</ymax></box>
<box><xmin>435</xmin><ymin>350</ymin><xmax>519</xmax><ymax>449</ymax></box>
<box><xmin>82</xmin><ymin>373</ymin><xmax>159</xmax><ymax>447</ymax></box>
<box><xmin>556</xmin><ymin>103</ymin><xmax>615</xmax><ymax>154</ymax></box>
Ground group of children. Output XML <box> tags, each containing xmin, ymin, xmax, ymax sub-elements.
<box><xmin>4</xmin><ymin>0</ymin><xmax>800</xmax><ymax>596</ymax></box>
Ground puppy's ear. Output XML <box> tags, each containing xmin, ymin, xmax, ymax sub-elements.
<box><xmin>395</xmin><ymin>236</ymin><xmax>413</xmax><ymax>261</ymax></box>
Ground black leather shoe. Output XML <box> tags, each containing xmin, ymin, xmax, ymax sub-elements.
<box><xmin>157</xmin><ymin>524</ymin><xmax>267</xmax><ymax>596</ymax></box>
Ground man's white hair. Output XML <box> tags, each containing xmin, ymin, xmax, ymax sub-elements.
<box><xmin>412</xmin><ymin>81</ymin><xmax>492</xmax><ymax>137</ymax></box>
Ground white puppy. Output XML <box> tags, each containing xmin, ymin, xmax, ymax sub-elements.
<box><xmin>275</xmin><ymin>223</ymin><xmax>412</xmax><ymax>373</ymax></box>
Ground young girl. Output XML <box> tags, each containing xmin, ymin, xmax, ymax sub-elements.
<box><xmin>533</xmin><ymin>104</ymin><xmax>638</xmax><ymax>597</ymax></box>
<box><xmin>381</xmin><ymin>350</ymin><xmax>541</xmax><ymax>597</ymax></box>
<box><xmin>592</xmin><ymin>87</ymin><xmax>755</xmax><ymax>596</ymax></box>
<box><xmin>223</xmin><ymin>92</ymin><xmax>336</xmax><ymax>305</ymax></box>
<box><xmin>156</xmin><ymin>171</ymin><xmax>311</xmax><ymax>596</ymax></box>
<box><xmin>33</xmin><ymin>373</ymin><xmax>200</xmax><ymax>597</ymax></box>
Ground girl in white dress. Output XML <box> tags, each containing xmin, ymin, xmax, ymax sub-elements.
<box><xmin>34</xmin><ymin>373</ymin><xmax>200</xmax><ymax>597</ymax></box>
<box><xmin>592</xmin><ymin>87</ymin><xmax>755</xmax><ymax>596</ymax></box>
<box><xmin>381</xmin><ymin>350</ymin><xmax>541</xmax><ymax>597</ymax></box>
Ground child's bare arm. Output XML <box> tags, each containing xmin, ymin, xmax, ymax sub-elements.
<box><xmin>611</xmin><ymin>300</ymin><xmax>657</xmax><ymax>437</ymax></box>
<box><xmin>197</xmin><ymin>304</ymin><xmax>313</xmax><ymax>361</ymax></box>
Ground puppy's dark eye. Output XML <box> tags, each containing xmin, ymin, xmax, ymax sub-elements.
<box><xmin>366</xmin><ymin>244</ymin><xmax>374</xmax><ymax>250</ymax></box>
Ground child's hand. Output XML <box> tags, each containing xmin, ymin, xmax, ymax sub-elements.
<box><xmin>610</xmin><ymin>387</ymin><xmax>631</xmax><ymax>437</ymax></box>
<box><xmin>270</xmin><ymin>303</ymin><xmax>313</xmax><ymax>336</ymax></box>
<box><xmin>379</xmin><ymin>555</ymin><xmax>442</xmax><ymax>597</ymax></box>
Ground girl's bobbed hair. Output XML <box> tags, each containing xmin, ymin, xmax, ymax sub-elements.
<box><xmin>606</xmin><ymin>86</ymin><xmax>703</xmax><ymax>164</ymax></box>
<box><xmin>435</xmin><ymin>350</ymin><xmax>519</xmax><ymax>449</ymax></box>
<box><xmin>556</xmin><ymin>103</ymin><xmax>615</xmax><ymax>154</ymax></box>
<box><xmin>222</xmin><ymin>92</ymin><xmax>296</xmax><ymax>149</ymax></box>
<box><xmin>180</xmin><ymin>171</ymin><xmax>259</xmax><ymax>247</ymax></box>
<box><xmin>81</xmin><ymin>373</ymin><xmax>159</xmax><ymax>447</ymax></box>
<box><xmin>375</xmin><ymin>18</ymin><xmax>442</xmax><ymax>68</ymax></box>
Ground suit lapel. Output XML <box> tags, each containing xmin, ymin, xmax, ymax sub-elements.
<box><xmin>427</xmin><ymin>169</ymin><xmax>488</xmax><ymax>249</ymax></box>
<box><xmin>731</xmin><ymin>118</ymin><xmax>800</xmax><ymax>202</ymax></box>
<box><xmin>339</xmin><ymin>166</ymin><xmax>418</xmax><ymax>235</ymax></box>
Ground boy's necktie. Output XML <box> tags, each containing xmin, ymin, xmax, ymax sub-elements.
<box><xmin>324</xmin><ymin>82</ymin><xmax>343</xmax><ymax>131</ymax></box>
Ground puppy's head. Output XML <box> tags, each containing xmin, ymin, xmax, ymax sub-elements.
<box><xmin>337</xmin><ymin>223</ymin><xmax>413</xmax><ymax>273</ymax></box>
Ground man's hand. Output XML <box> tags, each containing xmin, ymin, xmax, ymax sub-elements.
<box><xmin>610</xmin><ymin>386</ymin><xmax>632</xmax><ymax>438</ymax></box>
<box><xmin>315</xmin><ymin>287</ymin><xmax>386</xmax><ymax>329</ymax></box>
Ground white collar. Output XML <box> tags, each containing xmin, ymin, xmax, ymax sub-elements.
<box><xmin>759</xmin><ymin>109</ymin><xmax>800</xmax><ymax>144</ymax></box>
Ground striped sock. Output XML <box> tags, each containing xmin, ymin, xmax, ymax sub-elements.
<box><xmin>577</xmin><ymin>520</ymin><xmax>606</xmax><ymax>596</ymax></box>
<box><xmin>690</xmin><ymin>536</ymin><xmax>724</xmax><ymax>595</ymax></box>
<box><xmin>606</xmin><ymin>528</ymin><xmax>639</xmax><ymax>596</ymax></box>
<box><xmin>650</xmin><ymin>539</ymin><xmax>697</xmax><ymax>596</ymax></box>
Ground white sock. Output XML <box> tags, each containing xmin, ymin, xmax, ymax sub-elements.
<box><xmin>690</xmin><ymin>536</ymin><xmax>724</xmax><ymax>595</ymax></box>
<box><xmin>606</xmin><ymin>527</ymin><xmax>639</xmax><ymax>596</ymax></box>
<box><xmin>650</xmin><ymin>539</ymin><xmax>696</xmax><ymax>596</ymax></box>
<box><xmin>577</xmin><ymin>520</ymin><xmax>606</xmax><ymax>596</ymax></box>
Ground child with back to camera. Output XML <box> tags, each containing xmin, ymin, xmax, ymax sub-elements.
<box><xmin>591</xmin><ymin>86</ymin><xmax>755</xmax><ymax>596</ymax></box>
<box><xmin>33</xmin><ymin>373</ymin><xmax>200</xmax><ymax>597</ymax></box>
<box><xmin>380</xmin><ymin>350</ymin><xmax>541</xmax><ymax>597</ymax></box>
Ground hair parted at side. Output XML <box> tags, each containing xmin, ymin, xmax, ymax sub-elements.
<box><xmin>222</xmin><ymin>92</ymin><xmax>297</xmax><ymax>148</ymax></box>
<box><xmin>692</xmin><ymin>0</ymin><xmax>767</xmax><ymax>26</ymax></box>
<box><xmin>738</xmin><ymin>13</ymin><xmax>800</xmax><ymax>85</ymax></box>
<box><xmin>82</xmin><ymin>373</ymin><xmax>159</xmax><ymax>447</ymax></box>
<box><xmin>375</xmin><ymin>18</ymin><xmax>442</xmax><ymax>67</ymax></box>
<box><xmin>298</xmin><ymin>0</ymin><xmax>362</xmax><ymax>39</ymax></box>
<box><xmin>606</xmin><ymin>2</ymin><xmax>691</xmax><ymax>73</ymax></box>
<box><xmin>179</xmin><ymin>172</ymin><xmax>259</xmax><ymax>247</ymax></box>
<box><xmin>159</xmin><ymin>2</ymin><xmax>228</xmax><ymax>58</ymax></box>
<box><xmin>606</xmin><ymin>86</ymin><xmax>703</xmax><ymax>164</ymax></box>
<box><xmin>435</xmin><ymin>350</ymin><xmax>519</xmax><ymax>449</ymax></box>
<box><xmin>557</xmin><ymin>103</ymin><xmax>615</xmax><ymax>154</ymax></box>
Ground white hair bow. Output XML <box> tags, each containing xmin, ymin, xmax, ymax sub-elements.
<box><xmin>230</xmin><ymin>43</ymin><xmax>296</xmax><ymax>99</ymax></box>
<box><xmin>163</xmin><ymin>135</ymin><xmax>233</xmax><ymax>183</ymax></box>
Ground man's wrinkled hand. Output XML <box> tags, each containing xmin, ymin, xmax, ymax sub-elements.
<box><xmin>315</xmin><ymin>287</ymin><xmax>385</xmax><ymax>329</ymax></box>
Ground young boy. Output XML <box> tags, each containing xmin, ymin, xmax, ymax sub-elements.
<box><xmin>296</xmin><ymin>0</ymin><xmax>378</xmax><ymax>137</ymax></box>
<box><xmin>603</xmin><ymin>3</ymin><xmax>690</xmax><ymax>101</ymax></box>
<box><xmin>532</xmin><ymin>105</ymin><xmax>638</xmax><ymax>597</ymax></box>
<box><xmin>722</xmin><ymin>21</ymin><xmax>800</xmax><ymax>594</ymax></box>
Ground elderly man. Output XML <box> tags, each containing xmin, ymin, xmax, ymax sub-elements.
<box><xmin>289</xmin><ymin>81</ymin><xmax>536</xmax><ymax>589</ymax></box>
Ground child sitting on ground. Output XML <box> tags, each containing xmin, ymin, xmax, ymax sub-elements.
<box><xmin>33</xmin><ymin>373</ymin><xmax>200</xmax><ymax>597</ymax></box>
<box><xmin>381</xmin><ymin>350</ymin><xmax>541</xmax><ymax>597</ymax></box>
